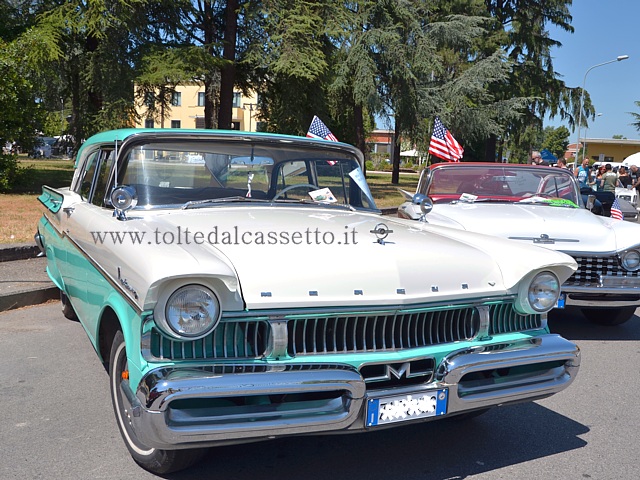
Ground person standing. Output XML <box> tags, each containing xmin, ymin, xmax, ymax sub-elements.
<box><xmin>601</xmin><ymin>164</ymin><xmax>619</xmax><ymax>193</ymax></box>
<box><xmin>618</xmin><ymin>166</ymin><xmax>632</xmax><ymax>187</ymax></box>
<box><xmin>574</xmin><ymin>157</ymin><xmax>591</xmax><ymax>189</ymax></box>
<box><xmin>630</xmin><ymin>165</ymin><xmax>640</xmax><ymax>193</ymax></box>
<box><xmin>556</xmin><ymin>158</ymin><xmax>568</xmax><ymax>169</ymax></box>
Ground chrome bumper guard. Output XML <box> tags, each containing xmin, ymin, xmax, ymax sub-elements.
<box><xmin>563</xmin><ymin>283</ymin><xmax>640</xmax><ymax>308</ymax></box>
<box><xmin>127</xmin><ymin>334</ymin><xmax>579</xmax><ymax>449</ymax></box>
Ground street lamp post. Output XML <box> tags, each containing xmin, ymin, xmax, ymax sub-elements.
<box><xmin>574</xmin><ymin>55</ymin><xmax>629</xmax><ymax>161</ymax></box>
<box><xmin>583</xmin><ymin>112</ymin><xmax>603</xmax><ymax>156</ymax></box>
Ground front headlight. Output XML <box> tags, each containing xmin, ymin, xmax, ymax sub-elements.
<box><xmin>515</xmin><ymin>271</ymin><xmax>560</xmax><ymax>315</ymax></box>
<box><xmin>164</xmin><ymin>285</ymin><xmax>221</xmax><ymax>339</ymax></box>
<box><xmin>620</xmin><ymin>250</ymin><xmax>640</xmax><ymax>271</ymax></box>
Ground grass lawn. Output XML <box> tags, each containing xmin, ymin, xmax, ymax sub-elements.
<box><xmin>1</xmin><ymin>158</ymin><xmax>419</xmax><ymax>244</ymax></box>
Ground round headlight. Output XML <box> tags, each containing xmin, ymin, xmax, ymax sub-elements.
<box><xmin>165</xmin><ymin>285</ymin><xmax>220</xmax><ymax>338</ymax></box>
<box><xmin>621</xmin><ymin>250</ymin><xmax>640</xmax><ymax>271</ymax></box>
<box><xmin>527</xmin><ymin>272</ymin><xmax>560</xmax><ymax>313</ymax></box>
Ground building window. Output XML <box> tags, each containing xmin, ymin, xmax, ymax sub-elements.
<box><xmin>171</xmin><ymin>91</ymin><xmax>181</xmax><ymax>106</ymax></box>
<box><xmin>144</xmin><ymin>119</ymin><xmax>154</xmax><ymax>128</ymax></box>
<box><xmin>171</xmin><ymin>120</ymin><xmax>181</xmax><ymax>129</ymax></box>
<box><xmin>232</xmin><ymin>92</ymin><xmax>241</xmax><ymax>108</ymax></box>
<box><xmin>256</xmin><ymin>121</ymin><xmax>266</xmax><ymax>132</ymax></box>
<box><xmin>197</xmin><ymin>92</ymin><xmax>205</xmax><ymax>107</ymax></box>
<box><xmin>195</xmin><ymin>117</ymin><xmax>205</xmax><ymax>129</ymax></box>
<box><xmin>231</xmin><ymin>121</ymin><xmax>240</xmax><ymax>130</ymax></box>
<box><xmin>144</xmin><ymin>92</ymin><xmax>154</xmax><ymax>107</ymax></box>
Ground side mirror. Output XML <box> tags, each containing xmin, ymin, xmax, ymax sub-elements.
<box><xmin>111</xmin><ymin>185</ymin><xmax>138</xmax><ymax>221</ymax></box>
<box><xmin>412</xmin><ymin>193</ymin><xmax>433</xmax><ymax>216</ymax></box>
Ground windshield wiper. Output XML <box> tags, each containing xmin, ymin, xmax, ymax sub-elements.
<box><xmin>271</xmin><ymin>198</ymin><xmax>356</xmax><ymax>211</ymax></box>
<box><xmin>450</xmin><ymin>198</ymin><xmax>512</xmax><ymax>204</ymax></box>
<box><xmin>182</xmin><ymin>196</ymin><xmax>268</xmax><ymax>209</ymax></box>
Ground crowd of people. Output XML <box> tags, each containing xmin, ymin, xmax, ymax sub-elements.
<box><xmin>528</xmin><ymin>150</ymin><xmax>639</xmax><ymax>217</ymax></box>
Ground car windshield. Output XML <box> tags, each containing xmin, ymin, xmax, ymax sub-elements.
<box><xmin>426</xmin><ymin>165</ymin><xmax>581</xmax><ymax>207</ymax></box>
<box><xmin>116</xmin><ymin>139</ymin><xmax>377</xmax><ymax>210</ymax></box>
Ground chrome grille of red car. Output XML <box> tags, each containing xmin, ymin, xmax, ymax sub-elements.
<box><xmin>565</xmin><ymin>255</ymin><xmax>640</xmax><ymax>286</ymax></box>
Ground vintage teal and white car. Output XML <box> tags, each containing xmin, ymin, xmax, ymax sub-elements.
<box><xmin>36</xmin><ymin>129</ymin><xmax>580</xmax><ymax>474</ymax></box>
<box><xmin>399</xmin><ymin>162</ymin><xmax>640</xmax><ymax>325</ymax></box>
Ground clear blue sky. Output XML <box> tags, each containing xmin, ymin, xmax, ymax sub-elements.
<box><xmin>545</xmin><ymin>1</ymin><xmax>639</xmax><ymax>140</ymax></box>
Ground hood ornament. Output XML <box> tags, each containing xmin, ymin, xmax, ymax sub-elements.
<box><xmin>370</xmin><ymin>223</ymin><xmax>394</xmax><ymax>244</ymax></box>
<box><xmin>508</xmin><ymin>233</ymin><xmax>579</xmax><ymax>244</ymax></box>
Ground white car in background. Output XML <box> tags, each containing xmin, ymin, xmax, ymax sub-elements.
<box><xmin>399</xmin><ymin>162</ymin><xmax>640</xmax><ymax>326</ymax></box>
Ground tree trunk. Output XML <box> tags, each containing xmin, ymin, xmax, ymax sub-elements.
<box><xmin>353</xmin><ymin>104</ymin><xmax>366</xmax><ymax>173</ymax></box>
<box><xmin>484</xmin><ymin>134</ymin><xmax>497</xmax><ymax>162</ymax></box>
<box><xmin>203</xmin><ymin>1</ymin><xmax>217</xmax><ymax>129</ymax></box>
<box><xmin>391</xmin><ymin>122</ymin><xmax>401</xmax><ymax>184</ymax></box>
<box><xmin>218</xmin><ymin>0</ymin><xmax>239</xmax><ymax>130</ymax></box>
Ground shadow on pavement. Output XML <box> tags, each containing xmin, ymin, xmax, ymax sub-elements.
<box><xmin>548</xmin><ymin>308</ymin><xmax>640</xmax><ymax>341</ymax></box>
<box><xmin>166</xmin><ymin>402</ymin><xmax>588</xmax><ymax>480</ymax></box>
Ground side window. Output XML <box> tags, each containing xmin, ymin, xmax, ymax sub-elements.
<box><xmin>77</xmin><ymin>151</ymin><xmax>100</xmax><ymax>200</ymax></box>
<box><xmin>274</xmin><ymin>161</ymin><xmax>312</xmax><ymax>200</ymax></box>
<box><xmin>91</xmin><ymin>150</ymin><xmax>115</xmax><ymax>207</ymax></box>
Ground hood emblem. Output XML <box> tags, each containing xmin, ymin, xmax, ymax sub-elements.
<box><xmin>370</xmin><ymin>223</ymin><xmax>394</xmax><ymax>244</ymax></box>
<box><xmin>508</xmin><ymin>234</ymin><xmax>579</xmax><ymax>244</ymax></box>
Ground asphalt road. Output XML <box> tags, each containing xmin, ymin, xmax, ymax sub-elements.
<box><xmin>1</xmin><ymin>303</ymin><xmax>639</xmax><ymax>480</ymax></box>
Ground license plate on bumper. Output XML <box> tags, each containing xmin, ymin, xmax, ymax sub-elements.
<box><xmin>366</xmin><ymin>389</ymin><xmax>448</xmax><ymax>427</ymax></box>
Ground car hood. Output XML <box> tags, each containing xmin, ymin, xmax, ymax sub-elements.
<box><xmin>131</xmin><ymin>206</ymin><xmax>575</xmax><ymax>310</ymax></box>
<box><xmin>418</xmin><ymin>202</ymin><xmax>639</xmax><ymax>253</ymax></box>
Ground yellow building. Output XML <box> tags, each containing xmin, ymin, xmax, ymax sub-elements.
<box><xmin>134</xmin><ymin>83</ymin><xmax>260</xmax><ymax>131</ymax></box>
<box><xmin>568</xmin><ymin>137</ymin><xmax>640</xmax><ymax>163</ymax></box>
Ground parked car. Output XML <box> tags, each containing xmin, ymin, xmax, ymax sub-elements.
<box><xmin>28</xmin><ymin>136</ymin><xmax>58</xmax><ymax>158</ymax></box>
<box><xmin>399</xmin><ymin>162</ymin><xmax>640</xmax><ymax>325</ymax></box>
<box><xmin>36</xmin><ymin>129</ymin><xmax>580</xmax><ymax>474</ymax></box>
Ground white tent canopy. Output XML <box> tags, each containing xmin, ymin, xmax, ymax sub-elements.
<box><xmin>400</xmin><ymin>149</ymin><xmax>420</xmax><ymax>157</ymax></box>
<box><xmin>623</xmin><ymin>151</ymin><xmax>640</xmax><ymax>167</ymax></box>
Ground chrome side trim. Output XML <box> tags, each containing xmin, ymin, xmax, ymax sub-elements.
<box><xmin>62</xmin><ymin>231</ymin><xmax>142</xmax><ymax>314</ymax></box>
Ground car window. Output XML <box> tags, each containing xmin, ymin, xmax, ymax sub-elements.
<box><xmin>76</xmin><ymin>151</ymin><xmax>100</xmax><ymax>200</ymax></box>
<box><xmin>114</xmin><ymin>140</ymin><xmax>376</xmax><ymax>210</ymax></box>
<box><xmin>429</xmin><ymin>166</ymin><xmax>579</xmax><ymax>204</ymax></box>
<box><xmin>91</xmin><ymin>150</ymin><xmax>115</xmax><ymax>207</ymax></box>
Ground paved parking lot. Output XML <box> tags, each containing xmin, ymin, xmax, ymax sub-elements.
<box><xmin>1</xmin><ymin>302</ymin><xmax>638</xmax><ymax>480</ymax></box>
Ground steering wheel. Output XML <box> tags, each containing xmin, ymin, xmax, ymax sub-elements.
<box><xmin>272</xmin><ymin>183</ymin><xmax>319</xmax><ymax>201</ymax></box>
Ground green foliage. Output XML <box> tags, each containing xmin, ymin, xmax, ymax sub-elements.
<box><xmin>0</xmin><ymin>40</ymin><xmax>46</xmax><ymax>148</ymax></box>
<box><xmin>629</xmin><ymin>101</ymin><xmax>640</xmax><ymax>133</ymax></box>
<box><xmin>542</xmin><ymin>125</ymin><xmax>570</xmax><ymax>159</ymax></box>
<box><xmin>0</xmin><ymin>0</ymin><xmax>577</xmax><ymax>167</ymax></box>
<box><xmin>0</xmin><ymin>154</ymin><xmax>34</xmax><ymax>193</ymax></box>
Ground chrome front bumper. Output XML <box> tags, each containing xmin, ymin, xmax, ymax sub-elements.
<box><xmin>125</xmin><ymin>334</ymin><xmax>579</xmax><ymax>450</ymax></box>
<box><xmin>562</xmin><ymin>284</ymin><xmax>640</xmax><ymax>308</ymax></box>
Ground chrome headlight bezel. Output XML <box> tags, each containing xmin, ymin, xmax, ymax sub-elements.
<box><xmin>515</xmin><ymin>271</ymin><xmax>561</xmax><ymax>315</ymax></box>
<box><xmin>620</xmin><ymin>250</ymin><xmax>640</xmax><ymax>272</ymax></box>
<box><xmin>156</xmin><ymin>284</ymin><xmax>221</xmax><ymax>340</ymax></box>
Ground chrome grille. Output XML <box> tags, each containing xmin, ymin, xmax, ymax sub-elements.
<box><xmin>287</xmin><ymin>308</ymin><xmax>480</xmax><ymax>355</ymax></box>
<box><xmin>566</xmin><ymin>255</ymin><xmax>639</xmax><ymax>287</ymax></box>
<box><xmin>149</xmin><ymin>320</ymin><xmax>269</xmax><ymax>360</ymax></box>
<box><xmin>488</xmin><ymin>303</ymin><xmax>542</xmax><ymax>334</ymax></box>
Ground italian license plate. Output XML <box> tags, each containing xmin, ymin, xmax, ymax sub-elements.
<box><xmin>555</xmin><ymin>293</ymin><xmax>566</xmax><ymax>309</ymax></box>
<box><xmin>366</xmin><ymin>389</ymin><xmax>448</xmax><ymax>427</ymax></box>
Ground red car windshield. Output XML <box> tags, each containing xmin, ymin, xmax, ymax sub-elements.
<box><xmin>427</xmin><ymin>166</ymin><xmax>579</xmax><ymax>206</ymax></box>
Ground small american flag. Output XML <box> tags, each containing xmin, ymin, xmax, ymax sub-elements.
<box><xmin>428</xmin><ymin>117</ymin><xmax>464</xmax><ymax>162</ymax></box>
<box><xmin>611</xmin><ymin>198</ymin><xmax>624</xmax><ymax>220</ymax></box>
<box><xmin>307</xmin><ymin>116</ymin><xmax>339</xmax><ymax>142</ymax></box>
